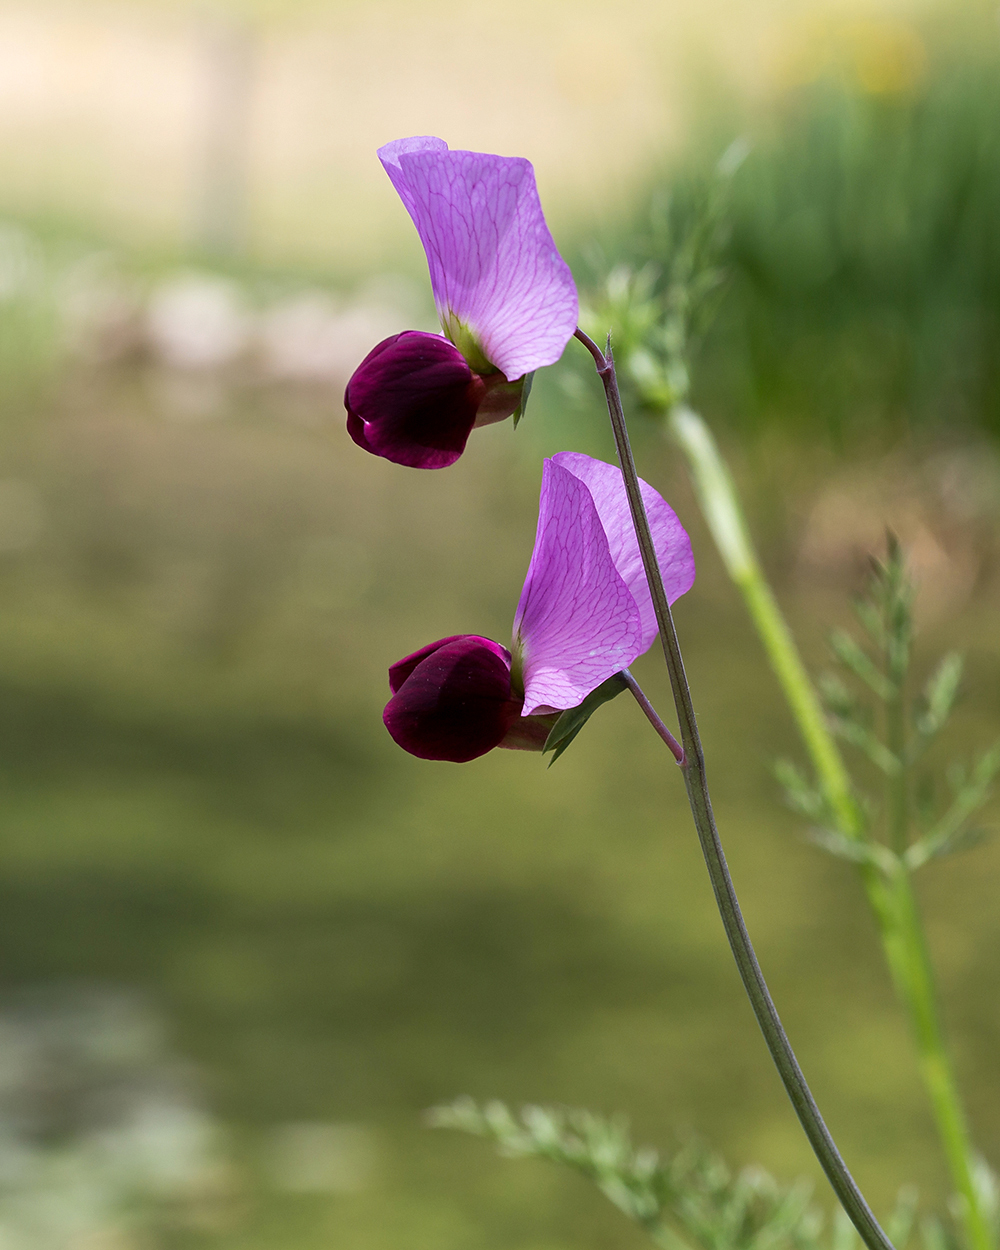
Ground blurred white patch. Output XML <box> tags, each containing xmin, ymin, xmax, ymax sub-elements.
<box><xmin>717</xmin><ymin>135</ymin><xmax>752</xmax><ymax>178</ymax></box>
<box><xmin>258</xmin><ymin>292</ymin><xmax>349</xmax><ymax>383</ymax></box>
<box><xmin>930</xmin><ymin>443</ymin><xmax>1000</xmax><ymax>523</ymax></box>
<box><xmin>267</xmin><ymin>1122</ymin><xmax>376</xmax><ymax>1194</ymax></box>
<box><xmin>0</xmin><ymin>480</ymin><xmax>44</xmax><ymax>552</ymax></box>
<box><xmin>147</xmin><ymin>274</ymin><xmax>249</xmax><ymax>369</ymax></box>
<box><xmin>0</xmin><ymin>985</ymin><xmax>235</xmax><ymax>1248</ymax></box>
<box><xmin>89</xmin><ymin>1101</ymin><xmax>217</xmax><ymax>1194</ymax></box>
<box><xmin>0</xmin><ymin>224</ymin><xmax>44</xmax><ymax>302</ymax></box>
<box><xmin>149</xmin><ymin>370</ymin><xmax>229</xmax><ymax>422</ymax></box>
<box><xmin>59</xmin><ymin>255</ymin><xmax>143</xmax><ymax>364</ymax></box>
<box><xmin>258</xmin><ymin>290</ymin><xmax>405</xmax><ymax>385</ymax></box>
<box><xmin>796</xmin><ymin>450</ymin><xmax>991</xmax><ymax>623</ymax></box>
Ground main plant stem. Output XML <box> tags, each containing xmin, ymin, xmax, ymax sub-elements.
<box><xmin>666</xmin><ymin>404</ymin><xmax>991</xmax><ymax>1250</ymax></box>
<box><xmin>574</xmin><ymin>328</ymin><xmax>895</xmax><ymax>1250</ymax></box>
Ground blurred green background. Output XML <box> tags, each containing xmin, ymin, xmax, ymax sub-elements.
<box><xmin>0</xmin><ymin>1</ymin><xmax>998</xmax><ymax>1247</ymax></box>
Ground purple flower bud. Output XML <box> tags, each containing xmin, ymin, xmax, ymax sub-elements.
<box><xmin>383</xmin><ymin>635</ymin><xmax>523</xmax><ymax>762</ymax></box>
<box><xmin>345</xmin><ymin>331</ymin><xmax>485</xmax><ymax>470</ymax></box>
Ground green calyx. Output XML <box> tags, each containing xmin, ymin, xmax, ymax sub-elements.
<box><xmin>509</xmin><ymin>647</ymin><xmax>525</xmax><ymax>701</ymax></box>
<box><xmin>443</xmin><ymin>313</ymin><xmax>534</xmax><ymax>428</ymax></box>
<box><xmin>542</xmin><ymin>674</ymin><xmax>629</xmax><ymax>764</ymax></box>
<box><xmin>443</xmin><ymin>314</ymin><xmax>494</xmax><ymax>376</ymax></box>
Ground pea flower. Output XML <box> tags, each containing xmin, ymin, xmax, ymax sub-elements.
<box><xmin>346</xmin><ymin>137</ymin><xmax>578</xmax><ymax>469</ymax></box>
<box><xmin>384</xmin><ymin>452</ymin><xmax>695</xmax><ymax>761</ymax></box>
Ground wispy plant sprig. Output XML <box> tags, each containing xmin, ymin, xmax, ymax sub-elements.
<box><xmin>578</xmin><ymin>140</ymin><xmax>748</xmax><ymax>414</ymax></box>
<box><xmin>430</xmin><ymin>1098</ymin><xmax>921</xmax><ymax>1250</ymax></box>
<box><xmin>783</xmin><ymin>538</ymin><xmax>1000</xmax><ymax>879</ymax></box>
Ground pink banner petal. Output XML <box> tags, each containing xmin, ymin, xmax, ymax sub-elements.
<box><xmin>513</xmin><ymin>460</ymin><xmax>642</xmax><ymax>715</ymax></box>
<box><xmin>552</xmin><ymin>452</ymin><xmax>695</xmax><ymax>652</ymax></box>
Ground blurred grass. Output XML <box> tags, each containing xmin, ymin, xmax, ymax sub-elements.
<box><xmin>586</xmin><ymin>2</ymin><xmax>1000</xmax><ymax>444</ymax></box>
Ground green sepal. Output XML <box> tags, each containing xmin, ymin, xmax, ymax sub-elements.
<box><xmin>512</xmin><ymin>372</ymin><xmax>534</xmax><ymax>428</ymax></box>
<box><xmin>542</xmin><ymin>672</ymin><xmax>628</xmax><ymax>764</ymax></box>
<box><xmin>444</xmin><ymin>316</ymin><xmax>492</xmax><ymax>374</ymax></box>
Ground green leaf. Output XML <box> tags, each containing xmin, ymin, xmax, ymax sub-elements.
<box><xmin>885</xmin><ymin>1184</ymin><xmax>919</xmax><ymax>1250</ymax></box>
<box><xmin>512</xmin><ymin>371</ymin><xmax>534</xmax><ymax>428</ymax></box>
<box><xmin>853</xmin><ymin>597</ymin><xmax>887</xmax><ymax>649</ymax></box>
<box><xmin>906</xmin><ymin>740</ymin><xmax>1000</xmax><ymax>868</ymax></box>
<box><xmin>807</xmin><ymin>827</ymin><xmax>899</xmax><ymax>874</ymax></box>
<box><xmin>828</xmin><ymin>715</ymin><xmax>901</xmax><ymax>776</ymax></box>
<box><xmin>919</xmin><ymin>1214</ymin><xmax>953</xmax><ymax>1250</ymax></box>
<box><xmin>774</xmin><ymin>758</ymin><xmax>829</xmax><ymax>824</ymax></box>
<box><xmin>915</xmin><ymin>652</ymin><xmax>964</xmax><ymax>739</ymax></box>
<box><xmin>829</xmin><ymin>628</ymin><xmax>894</xmax><ymax>701</ymax></box>
<box><xmin>906</xmin><ymin>826</ymin><xmax>990</xmax><ymax>870</ymax></box>
<box><xmin>543</xmin><ymin>673</ymin><xmax>628</xmax><ymax>764</ymax></box>
<box><xmin>818</xmin><ymin>672</ymin><xmax>857</xmax><ymax>719</ymax></box>
<box><xmin>970</xmin><ymin>1155</ymin><xmax>1000</xmax><ymax>1235</ymax></box>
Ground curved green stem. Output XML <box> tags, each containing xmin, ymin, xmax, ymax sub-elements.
<box><xmin>666</xmin><ymin>403</ymin><xmax>992</xmax><ymax>1250</ymax></box>
<box><xmin>574</xmin><ymin>329</ymin><xmax>896</xmax><ymax>1250</ymax></box>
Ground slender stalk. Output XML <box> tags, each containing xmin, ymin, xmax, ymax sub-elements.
<box><xmin>668</xmin><ymin>407</ymin><xmax>863</xmax><ymax>839</ymax></box>
<box><xmin>622</xmin><ymin>668</ymin><xmax>685</xmax><ymax>765</ymax></box>
<box><xmin>664</xmin><ymin>403</ymin><xmax>991</xmax><ymax>1250</ymax></box>
<box><xmin>890</xmin><ymin>869</ymin><xmax>991</xmax><ymax>1250</ymax></box>
<box><xmin>887</xmin><ymin>693</ymin><xmax>909</xmax><ymax>857</ymax></box>
<box><xmin>885</xmin><ymin>592</ymin><xmax>910</xmax><ymax>858</ymax></box>
<box><xmin>574</xmin><ymin>328</ymin><xmax>896</xmax><ymax>1250</ymax></box>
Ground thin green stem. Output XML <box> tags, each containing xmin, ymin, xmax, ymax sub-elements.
<box><xmin>574</xmin><ymin>328</ymin><xmax>895</xmax><ymax>1250</ymax></box>
<box><xmin>886</xmin><ymin>639</ymin><xmax>909</xmax><ymax>857</ymax></box>
<box><xmin>884</xmin><ymin>868</ymin><xmax>992</xmax><ymax>1250</ymax></box>
<box><xmin>665</xmin><ymin>403</ymin><xmax>992</xmax><ymax>1250</ymax></box>
<box><xmin>668</xmin><ymin>407</ymin><xmax>863</xmax><ymax>839</ymax></box>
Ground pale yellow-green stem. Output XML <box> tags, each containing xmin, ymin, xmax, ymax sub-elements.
<box><xmin>666</xmin><ymin>404</ymin><xmax>993</xmax><ymax>1250</ymax></box>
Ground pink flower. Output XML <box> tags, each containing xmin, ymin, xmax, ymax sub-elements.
<box><xmin>346</xmin><ymin>137</ymin><xmax>578</xmax><ymax>469</ymax></box>
<box><xmin>384</xmin><ymin>453</ymin><xmax>695</xmax><ymax>760</ymax></box>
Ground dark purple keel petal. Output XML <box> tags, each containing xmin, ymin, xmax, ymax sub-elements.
<box><xmin>384</xmin><ymin>635</ymin><xmax>522</xmax><ymax>762</ymax></box>
<box><xmin>345</xmin><ymin>331</ymin><xmax>486</xmax><ymax>469</ymax></box>
<box><xmin>388</xmin><ymin>634</ymin><xmax>511</xmax><ymax>694</ymax></box>
<box><xmin>345</xmin><ymin>408</ymin><xmax>375</xmax><ymax>453</ymax></box>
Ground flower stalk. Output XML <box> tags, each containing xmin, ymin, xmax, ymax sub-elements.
<box><xmin>574</xmin><ymin>327</ymin><xmax>896</xmax><ymax>1250</ymax></box>
<box><xmin>664</xmin><ymin>402</ymin><xmax>993</xmax><ymax>1250</ymax></box>
<box><xmin>621</xmin><ymin>669</ymin><xmax>685</xmax><ymax>765</ymax></box>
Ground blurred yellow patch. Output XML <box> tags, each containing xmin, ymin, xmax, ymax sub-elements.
<box><xmin>849</xmin><ymin>18</ymin><xmax>926</xmax><ymax>94</ymax></box>
<box><xmin>774</xmin><ymin>13</ymin><xmax>927</xmax><ymax>96</ymax></box>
